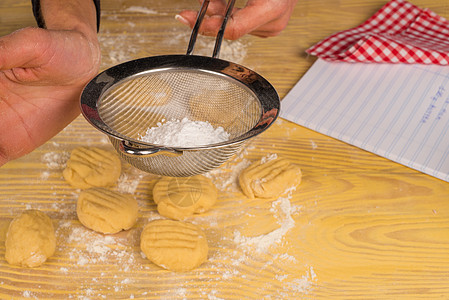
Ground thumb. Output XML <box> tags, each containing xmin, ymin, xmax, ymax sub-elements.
<box><xmin>0</xmin><ymin>27</ymin><xmax>50</xmax><ymax>71</ymax></box>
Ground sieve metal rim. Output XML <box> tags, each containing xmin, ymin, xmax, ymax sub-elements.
<box><xmin>80</xmin><ymin>54</ymin><xmax>280</xmax><ymax>152</ymax></box>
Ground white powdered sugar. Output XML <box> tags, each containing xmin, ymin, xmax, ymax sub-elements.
<box><xmin>233</xmin><ymin>188</ymin><xmax>300</xmax><ymax>253</ymax></box>
<box><xmin>124</xmin><ymin>6</ymin><xmax>159</xmax><ymax>15</ymax></box>
<box><xmin>204</xmin><ymin>158</ymin><xmax>252</xmax><ymax>191</ymax></box>
<box><xmin>41</xmin><ymin>151</ymin><xmax>70</xmax><ymax>169</ymax></box>
<box><xmin>289</xmin><ymin>267</ymin><xmax>317</xmax><ymax>292</ymax></box>
<box><xmin>116</xmin><ymin>172</ymin><xmax>145</xmax><ymax>194</ymax></box>
<box><xmin>260</xmin><ymin>153</ymin><xmax>278</xmax><ymax>164</ymax></box>
<box><xmin>139</xmin><ymin>118</ymin><xmax>230</xmax><ymax>147</ymax></box>
<box><xmin>59</xmin><ymin>222</ymin><xmax>138</xmax><ymax>269</ymax></box>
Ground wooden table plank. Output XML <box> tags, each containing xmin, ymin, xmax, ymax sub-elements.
<box><xmin>0</xmin><ymin>0</ymin><xmax>448</xmax><ymax>299</ymax></box>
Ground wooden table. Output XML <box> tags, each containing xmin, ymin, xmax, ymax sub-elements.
<box><xmin>1</xmin><ymin>0</ymin><xmax>448</xmax><ymax>298</ymax></box>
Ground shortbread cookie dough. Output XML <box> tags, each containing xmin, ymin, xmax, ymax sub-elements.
<box><xmin>140</xmin><ymin>219</ymin><xmax>208</xmax><ymax>272</ymax></box>
<box><xmin>63</xmin><ymin>147</ymin><xmax>121</xmax><ymax>189</ymax></box>
<box><xmin>5</xmin><ymin>210</ymin><xmax>56</xmax><ymax>268</ymax></box>
<box><xmin>153</xmin><ymin>175</ymin><xmax>218</xmax><ymax>220</ymax></box>
<box><xmin>77</xmin><ymin>188</ymin><xmax>138</xmax><ymax>234</ymax></box>
<box><xmin>239</xmin><ymin>154</ymin><xmax>302</xmax><ymax>199</ymax></box>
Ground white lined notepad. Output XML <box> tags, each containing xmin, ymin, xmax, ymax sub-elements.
<box><xmin>281</xmin><ymin>59</ymin><xmax>449</xmax><ymax>182</ymax></box>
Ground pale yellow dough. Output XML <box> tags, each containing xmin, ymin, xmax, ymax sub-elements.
<box><xmin>77</xmin><ymin>188</ymin><xmax>138</xmax><ymax>234</ymax></box>
<box><xmin>239</xmin><ymin>155</ymin><xmax>302</xmax><ymax>199</ymax></box>
<box><xmin>63</xmin><ymin>146</ymin><xmax>121</xmax><ymax>189</ymax></box>
<box><xmin>5</xmin><ymin>210</ymin><xmax>56</xmax><ymax>268</ymax></box>
<box><xmin>140</xmin><ymin>219</ymin><xmax>208</xmax><ymax>272</ymax></box>
<box><xmin>153</xmin><ymin>175</ymin><xmax>218</xmax><ymax>220</ymax></box>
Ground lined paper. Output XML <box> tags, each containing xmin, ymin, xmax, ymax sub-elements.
<box><xmin>281</xmin><ymin>59</ymin><xmax>449</xmax><ymax>182</ymax></box>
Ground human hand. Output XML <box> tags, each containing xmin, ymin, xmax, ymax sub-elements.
<box><xmin>0</xmin><ymin>3</ymin><xmax>100</xmax><ymax>165</ymax></box>
<box><xmin>176</xmin><ymin>0</ymin><xmax>298</xmax><ymax>40</ymax></box>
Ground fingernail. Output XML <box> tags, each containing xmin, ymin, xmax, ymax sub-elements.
<box><xmin>175</xmin><ymin>14</ymin><xmax>190</xmax><ymax>26</ymax></box>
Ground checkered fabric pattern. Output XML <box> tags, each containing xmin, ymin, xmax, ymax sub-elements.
<box><xmin>306</xmin><ymin>0</ymin><xmax>449</xmax><ymax>64</ymax></box>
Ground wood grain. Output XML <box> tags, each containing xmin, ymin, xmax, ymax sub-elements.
<box><xmin>0</xmin><ymin>0</ymin><xmax>448</xmax><ymax>299</ymax></box>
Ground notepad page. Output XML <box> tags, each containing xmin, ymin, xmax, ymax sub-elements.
<box><xmin>281</xmin><ymin>59</ymin><xmax>449</xmax><ymax>182</ymax></box>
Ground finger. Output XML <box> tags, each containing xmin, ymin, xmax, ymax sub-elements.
<box><xmin>176</xmin><ymin>11</ymin><xmax>239</xmax><ymax>38</ymax></box>
<box><xmin>175</xmin><ymin>10</ymin><xmax>199</xmax><ymax>28</ymax></box>
<box><xmin>178</xmin><ymin>3</ymin><xmax>285</xmax><ymax>39</ymax></box>
<box><xmin>176</xmin><ymin>0</ymin><xmax>236</xmax><ymax>30</ymax></box>
<box><xmin>0</xmin><ymin>28</ymin><xmax>50</xmax><ymax>70</ymax></box>
<box><xmin>176</xmin><ymin>12</ymin><xmax>256</xmax><ymax>40</ymax></box>
<box><xmin>223</xmin><ymin>1</ymin><xmax>291</xmax><ymax>39</ymax></box>
<box><xmin>204</xmin><ymin>0</ymin><xmax>227</xmax><ymax>16</ymax></box>
<box><xmin>246</xmin><ymin>28</ymin><xmax>284</xmax><ymax>38</ymax></box>
<box><xmin>230</xmin><ymin>12</ymin><xmax>294</xmax><ymax>38</ymax></box>
<box><xmin>176</xmin><ymin>1</ymin><xmax>230</xmax><ymax>30</ymax></box>
<box><xmin>177</xmin><ymin>1</ymin><xmax>296</xmax><ymax>40</ymax></box>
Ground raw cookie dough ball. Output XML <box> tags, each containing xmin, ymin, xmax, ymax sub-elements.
<box><xmin>5</xmin><ymin>210</ymin><xmax>56</xmax><ymax>268</ymax></box>
<box><xmin>140</xmin><ymin>219</ymin><xmax>208</xmax><ymax>272</ymax></box>
<box><xmin>153</xmin><ymin>175</ymin><xmax>218</xmax><ymax>220</ymax></box>
<box><xmin>239</xmin><ymin>154</ymin><xmax>302</xmax><ymax>199</ymax></box>
<box><xmin>77</xmin><ymin>188</ymin><xmax>138</xmax><ymax>234</ymax></box>
<box><xmin>63</xmin><ymin>147</ymin><xmax>121</xmax><ymax>189</ymax></box>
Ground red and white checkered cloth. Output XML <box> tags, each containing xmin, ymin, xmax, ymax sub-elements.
<box><xmin>306</xmin><ymin>0</ymin><xmax>449</xmax><ymax>64</ymax></box>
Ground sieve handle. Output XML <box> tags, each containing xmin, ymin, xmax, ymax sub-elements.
<box><xmin>186</xmin><ymin>0</ymin><xmax>210</xmax><ymax>56</ymax></box>
<box><xmin>119</xmin><ymin>140</ymin><xmax>183</xmax><ymax>157</ymax></box>
<box><xmin>186</xmin><ymin>0</ymin><xmax>236</xmax><ymax>59</ymax></box>
<box><xmin>212</xmin><ymin>0</ymin><xmax>236</xmax><ymax>58</ymax></box>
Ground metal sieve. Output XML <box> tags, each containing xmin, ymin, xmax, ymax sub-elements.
<box><xmin>80</xmin><ymin>0</ymin><xmax>280</xmax><ymax>177</ymax></box>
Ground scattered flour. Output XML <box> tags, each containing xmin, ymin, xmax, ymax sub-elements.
<box><xmin>98</xmin><ymin>33</ymin><xmax>139</xmax><ymax>67</ymax></box>
<box><xmin>9</xmin><ymin>4</ymin><xmax>313</xmax><ymax>298</ymax></box>
<box><xmin>124</xmin><ymin>6</ymin><xmax>159</xmax><ymax>15</ymax></box>
<box><xmin>22</xmin><ymin>291</ymin><xmax>34</xmax><ymax>298</ymax></box>
<box><xmin>41</xmin><ymin>151</ymin><xmax>69</xmax><ymax>169</ymax></box>
<box><xmin>25</xmin><ymin>145</ymin><xmax>314</xmax><ymax>298</ymax></box>
<box><xmin>59</xmin><ymin>222</ymin><xmax>138</xmax><ymax>270</ymax></box>
<box><xmin>233</xmin><ymin>188</ymin><xmax>300</xmax><ymax>253</ymax></box>
<box><xmin>116</xmin><ymin>172</ymin><xmax>145</xmax><ymax>194</ymax></box>
<box><xmin>260</xmin><ymin>153</ymin><xmax>278</xmax><ymax>164</ymax></box>
<box><xmin>139</xmin><ymin>118</ymin><xmax>230</xmax><ymax>147</ymax></box>
<box><xmin>98</xmin><ymin>13</ymin><xmax>249</xmax><ymax>68</ymax></box>
<box><xmin>30</xmin><ymin>135</ymin><xmax>312</xmax><ymax>298</ymax></box>
<box><xmin>288</xmin><ymin>267</ymin><xmax>317</xmax><ymax>293</ymax></box>
<box><xmin>40</xmin><ymin>171</ymin><xmax>50</xmax><ymax>180</ymax></box>
<box><xmin>202</xmin><ymin>142</ymin><xmax>255</xmax><ymax>191</ymax></box>
<box><xmin>196</xmin><ymin>176</ymin><xmax>315</xmax><ymax>296</ymax></box>
<box><xmin>204</xmin><ymin>158</ymin><xmax>251</xmax><ymax>191</ymax></box>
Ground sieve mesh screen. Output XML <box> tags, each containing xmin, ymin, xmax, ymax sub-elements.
<box><xmin>98</xmin><ymin>70</ymin><xmax>261</xmax><ymax>145</ymax></box>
